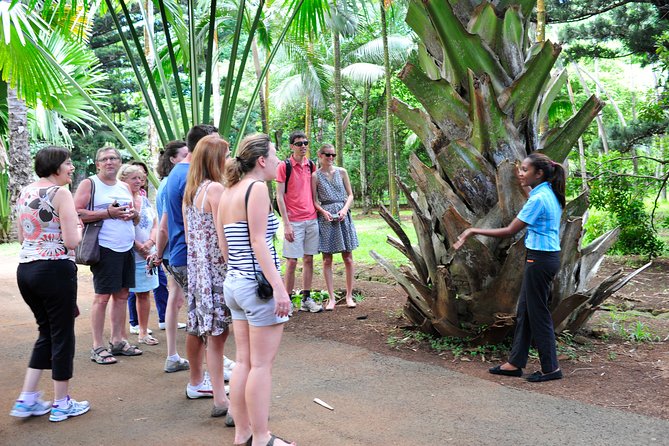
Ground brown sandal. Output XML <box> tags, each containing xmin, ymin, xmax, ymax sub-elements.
<box><xmin>90</xmin><ymin>347</ymin><xmax>117</xmax><ymax>364</ymax></box>
<box><xmin>109</xmin><ymin>340</ymin><xmax>143</xmax><ymax>356</ymax></box>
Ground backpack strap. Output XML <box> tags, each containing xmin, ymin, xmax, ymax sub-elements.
<box><xmin>283</xmin><ymin>159</ymin><xmax>292</xmax><ymax>193</ymax></box>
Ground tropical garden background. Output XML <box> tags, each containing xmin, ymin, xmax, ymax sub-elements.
<box><xmin>1</xmin><ymin>0</ymin><xmax>668</xmax><ymax>339</ymax></box>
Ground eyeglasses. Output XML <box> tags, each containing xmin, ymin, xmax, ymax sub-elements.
<box><xmin>293</xmin><ymin>141</ymin><xmax>309</xmax><ymax>147</ymax></box>
<box><xmin>321</xmin><ymin>153</ymin><xmax>336</xmax><ymax>158</ymax></box>
<box><xmin>98</xmin><ymin>156</ymin><xmax>120</xmax><ymax>163</ymax></box>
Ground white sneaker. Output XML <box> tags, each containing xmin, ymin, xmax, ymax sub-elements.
<box><xmin>129</xmin><ymin>325</ymin><xmax>152</xmax><ymax>335</ymax></box>
<box><xmin>49</xmin><ymin>397</ymin><xmax>90</xmax><ymax>422</ymax></box>
<box><xmin>300</xmin><ymin>297</ymin><xmax>323</xmax><ymax>313</ymax></box>
<box><xmin>9</xmin><ymin>393</ymin><xmax>51</xmax><ymax>418</ymax></box>
<box><xmin>186</xmin><ymin>373</ymin><xmax>214</xmax><ymax>399</ymax></box>
<box><xmin>158</xmin><ymin>322</ymin><xmax>186</xmax><ymax>330</ymax></box>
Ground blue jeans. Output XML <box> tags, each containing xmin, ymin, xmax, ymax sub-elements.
<box><xmin>128</xmin><ymin>265</ymin><xmax>168</xmax><ymax>326</ymax></box>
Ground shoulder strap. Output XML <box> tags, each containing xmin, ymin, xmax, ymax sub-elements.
<box><xmin>87</xmin><ymin>177</ymin><xmax>96</xmax><ymax>211</ymax></box>
<box><xmin>244</xmin><ymin>180</ymin><xmax>266</xmax><ymax>276</ymax></box>
<box><xmin>283</xmin><ymin>159</ymin><xmax>292</xmax><ymax>193</ymax></box>
<box><xmin>309</xmin><ymin>159</ymin><xmax>315</xmax><ymax>172</ymax></box>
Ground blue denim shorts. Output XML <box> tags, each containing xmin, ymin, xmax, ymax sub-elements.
<box><xmin>223</xmin><ymin>274</ymin><xmax>289</xmax><ymax>327</ymax></box>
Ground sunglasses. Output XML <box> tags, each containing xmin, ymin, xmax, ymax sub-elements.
<box><xmin>293</xmin><ymin>141</ymin><xmax>309</xmax><ymax>147</ymax></box>
<box><xmin>321</xmin><ymin>153</ymin><xmax>336</xmax><ymax>158</ymax></box>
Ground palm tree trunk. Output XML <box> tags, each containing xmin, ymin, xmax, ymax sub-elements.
<box><xmin>361</xmin><ymin>83</ymin><xmax>372</xmax><ymax>214</ymax></box>
<box><xmin>333</xmin><ymin>28</ymin><xmax>344</xmax><ymax>166</ymax></box>
<box><xmin>8</xmin><ymin>87</ymin><xmax>32</xmax><ymax>239</ymax></box>
<box><xmin>305</xmin><ymin>97</ymin><xmax>311</xmax><ymax>155</ymax></box>
<box><xmin>213</xmin><ymin>32</ymin><xmax>223</xmax><ymax>127</ymax></box>
<box><xmin>144</xmin><ymin>0</ymin><xmax>159</xmax><ymax>155</ymax></box>
<box><xmin>380</xmin><ymin>0</ymin><xmax>398</xmax><ymax>218</ymax></box>
<box><xmin>252</xmin><ymin>38</ymin><xmax>269</xmax><ymax>134</ymax></box>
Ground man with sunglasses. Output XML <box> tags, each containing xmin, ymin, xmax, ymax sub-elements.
<box><xmin>276</xmin><ymin>131</ymin><xmax>323</xmax><ymax>313</ymax></box>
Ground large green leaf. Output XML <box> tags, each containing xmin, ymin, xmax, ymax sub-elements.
<box><xmin>540</xmin><ymin>94</ymin><xmax>605</xmax><ymax>162</ymax></box>
<box><xmin>398</xmin><ymin>62</ymin><xmax>470</xmax><ymax>141</ymax></box>
<box><xmin>423</xmin><ymin>0</ymin><xmax>511</xmax><ymax>91</ymax></box>
<box><xmin>498</xmin><ymin>41</ymin><xmax>561</xmax><ymax>124</ymax></box>
<box><xmin>0</xmin><ymin>2</ymin><xmax>63</xmax><ymax>106</ymax></box>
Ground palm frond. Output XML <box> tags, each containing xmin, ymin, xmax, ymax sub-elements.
<box><xmin>341</xmin><ymin>62</ymin><xmax>384</xmax><ymax>85</ymax></box>
<box><xmin>349</xmin><ymin>34</ymin><xmax>413</xmax><ymax>65</ymax></box>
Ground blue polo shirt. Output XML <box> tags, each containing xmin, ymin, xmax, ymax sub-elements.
<box><xmin>156</xmin><ymin>176</ymin><xmax>170</xmax><ymax>260</ymax></box>
<box><xmin>517</xmin><ymin>182</ymin><xmax>562</xmax><ymax>252</ymax></box>
<box><xmin>166</xmin><ymin>162</ymin><xmax>189</xmax><ymax>266</ymax></box>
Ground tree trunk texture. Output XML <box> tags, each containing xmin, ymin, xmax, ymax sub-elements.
<box><xmin>375</xmin><ymin>0</ymin><xmax>648</xmax><ymax>343</ymax></box>
<box><xmin>8</xmin><ymin>87</ymin><xmax>32</xmax><ymax>241</ymax></box>
<box><xmin>360</xmin><ymin>83</ymin><xmax>372</xmax><ymax>214</ymax></box>
<box><xmin>252</xmin><ymin>39</ymin><xmax>269</xmax><ymax>134</ymax></box>
<box><xmin>333</xmin><ymin>29</ymin><xmax>344</xmax><ymax>166</ymax></box>
<box><xmin>380</xmin><ymin>0</ymin><xmax>398</xmax><ymax>218</ymax></box>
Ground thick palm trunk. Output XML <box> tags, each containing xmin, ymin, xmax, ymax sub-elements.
<box><xmin>374</xmin><ymin>0</ymin><xmax>649</xmax><ymax>342</ymax></box>
<box><xmin>8</xmin><ymin>87</ymin><xmax>32</xmax><ymax>239</ymax></box>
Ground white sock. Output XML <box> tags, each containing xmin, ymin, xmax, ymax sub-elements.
<box><xmin>53</xmin><ymin>396</ymin><xmax>70</xmax><ymax>408</ymax></box>
<box><xmin>18</xmin><ymin>392</ymin><xmax>38</xmax><ymax>405</ymax></box>
<box><xmin>167</xmin><ymin>354</ymin><xmax>180</xmax><ymax>362</ymax></box>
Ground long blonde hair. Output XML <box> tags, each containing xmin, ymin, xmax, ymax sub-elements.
<box><xmin>184</xmin><ymin>134</ymin><xmax>229</xmax><ymax>206</ymax></box>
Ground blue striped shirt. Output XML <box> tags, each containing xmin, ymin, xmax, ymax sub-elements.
<box><xmin>517</xmin><ymin>182</ymin><xmax>562</xmax><ymax>252</ymax></box>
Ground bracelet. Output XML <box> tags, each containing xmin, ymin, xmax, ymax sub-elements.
<box><xmin>148</xmin><ymin>239</ymin><xmax>155</xmax><ymax>245</ymax></box>
<box><xmin>107</xmin><ymin>208</ymin><xmax>113</xmax><ymax>219</ymax></box>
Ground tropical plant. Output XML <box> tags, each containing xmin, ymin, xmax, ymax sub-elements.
<box><xmin>371</xmin><ymin>0</ymin><xmax>651</xmax><ymax>343</ymax></box>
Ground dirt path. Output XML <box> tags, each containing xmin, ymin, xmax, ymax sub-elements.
<box><xmin>1</xmin><ymin>255</ymin><xmax>669</xmax><ymax>445</ymax></box>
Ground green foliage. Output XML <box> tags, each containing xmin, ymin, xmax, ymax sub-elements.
<box><xmin>586</xmin><ymin>153</ymin><xmax>665</xmax><ymax>257</ymax></box>
<box><xmin>608</xmin><ymin>309</ymin><xmax>661</xmax><ymax>342</ymax></box>
<box><xmin>386</xmin><ymin>328</ymin><xmax>511</xmax><ymax>360</ymax></box>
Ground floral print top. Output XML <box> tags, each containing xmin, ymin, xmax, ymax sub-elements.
<box><xmin>18</xmin><ymin>185</ymin><xmax>73</xmax><ymax>263</ymax></box>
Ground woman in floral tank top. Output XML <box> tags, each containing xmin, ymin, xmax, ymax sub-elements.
<box><xmin>10</xmin><ymin>146</ymin><xmax>90</xmax><ymax>422</ymax></box>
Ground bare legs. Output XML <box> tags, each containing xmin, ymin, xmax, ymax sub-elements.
<box><xmin>91</xmin><ymin>289</ymin><xmax>129</xmax><ymax>349</ymax></box>
<box><xmin>186</xmin><ymin>334</ymin><xmax>206</xmax><ymax>387</ymax></box>
<box><xmin>135</xmin><ymin>291</ymin><xmax>152</xmax><ymax>338</ymax></box>
<box><xmin>165</xmin><ymin>275</ymin><xmax>184</xmax><ymax>357</ymax></box>
<box><xmin>283</xmin><ymin>255</ymin><xmax>314</xmax><ymax>295</ymax></box>
<box><xmin>323</xmin><ymin>254</ymin><xmax>335</xmax><ymax>310</ymax></box>
<box><xmin>19</xmin><ymin>368</ymin><xmax>69</xmax><ymax>401</ymax></box>
<box><xmin>284</xmin><ymin>258</ymin><xmax>297</xmax><ymax>294</ymax></box>
<box><xmin>342</xmin><ymin>251</ymin><xmax>355</xmax><ymax>307</ymax></box>
<box><xmin>207</xmin><ymin>332</ymin><xmax>230</xmax><ymax>409</ymax></box>
<box><xmin>302</xmin><ymin>254</ymin><xmax>313</xmax><ymax>292</ymax></box>
<box><xmin>231</xmin><ymin>320</ymin><xmax>293</xmax><ymax>446</ymax></box>
<box><xmin>322</xmin><ymin>251</ymin><xmax>355</xmax><ymax>309</ymax></box>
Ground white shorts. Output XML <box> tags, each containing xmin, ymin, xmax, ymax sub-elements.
<box><xmin>283</xmin><ymin>218</ymin><xmax>319</xmax><ymax>259</ymax></box>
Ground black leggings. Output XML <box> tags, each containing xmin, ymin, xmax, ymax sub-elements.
<box><xmin>17</xmin><ymin>260</ymin><xmax>78</xmax><ymax>381</ymax></box>
<box><xmin>508</xmin><ymin>249</ymin><xmax>560</xmax><ymax>373</ymax></box>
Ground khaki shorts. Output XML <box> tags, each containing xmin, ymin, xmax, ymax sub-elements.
<box><xmin>283</xmin><ymin>218</ymin><xmax>319</xmax><ymax>259</ymax></box>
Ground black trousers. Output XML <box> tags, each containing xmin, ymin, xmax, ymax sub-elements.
<box><xmin>17</xmin><ymin>260</ymin><xmax>78</xmax><ymax>381</ymax></box>
<box><xmin>508</xmin><ymin>249</ymin><xmax>560</xmax><ymax>373</ymax></box>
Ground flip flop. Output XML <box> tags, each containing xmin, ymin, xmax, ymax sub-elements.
<box><xmin>267</xmin><ymin>434</ymin><xmax>295</xmax><ymax>445</ymax></box>
<box><xmin>138</xmin><ymin>335</ymin><xmax>159</xmax><ymax>345</ymax></box>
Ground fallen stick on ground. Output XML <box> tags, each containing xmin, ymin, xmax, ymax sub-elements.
<box><xmin>313</xmin><ymin>398</ymin><xmax>334</xmax><ymax>411</ymax></box>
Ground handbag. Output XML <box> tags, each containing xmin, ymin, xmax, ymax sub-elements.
<box><xmin>75</xmin><ymin>178</ymin><xmax>103</xmax><ymax>265</ymax></box>
<box><xmin>245</xmin><ymin>181</ymin><xmax>274</xmax><ymax>300</ymax></box>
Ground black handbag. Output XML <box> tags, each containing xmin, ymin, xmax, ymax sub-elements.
<box><xmin>245</xmin><ymin>181</ymin><xmax>274</xmax><ymax>300</ymax></box>
<box><xmin>75</xmin><ymin>178</ymin><xmax>103</xmax><ymax>265</ymax></box>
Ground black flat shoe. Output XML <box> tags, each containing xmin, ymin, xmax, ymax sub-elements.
<box><xmin>489</xmin><ymin>364</ymin><xmax>523</xmax><ymax>377</ymax></box>
<box><xmin>526</xmin><ymin>369</ymin><xmax>563</xmax><ymax>382</ymax></box>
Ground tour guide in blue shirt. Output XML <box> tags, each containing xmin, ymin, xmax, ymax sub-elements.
<box><xmin>454</xmin><ymin>153</ymin><xmax>566</xmax><ymax>383</ymax></box>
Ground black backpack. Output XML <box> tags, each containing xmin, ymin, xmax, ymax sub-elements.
<box><xmin>273</xmin><ymin>158</ymin><xmax>316</xmax><ymax>215</ymax></box>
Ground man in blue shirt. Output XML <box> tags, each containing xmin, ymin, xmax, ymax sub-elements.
<box><xmin>155</xmin><ymin>125</ymin><xmax>230</xmax><ymax>398</ymax></box>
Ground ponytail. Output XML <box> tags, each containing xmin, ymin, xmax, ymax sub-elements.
<box><xmin>224</xmin><ymin>133</ymin><xmax>271</xmax><ymax>186</ymax></box>
<box><xmin>526</xmin><ymin>153</ymin><xmax>566</xmax><ymax>208</ymax></box>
